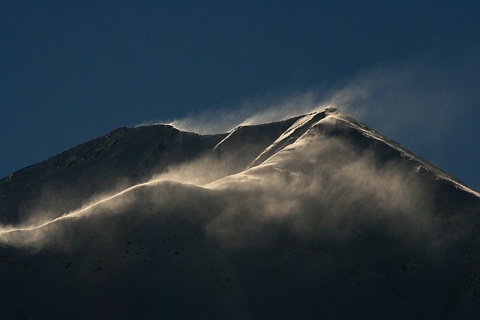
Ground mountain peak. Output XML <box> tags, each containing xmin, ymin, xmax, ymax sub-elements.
<box><xmin>1</xmin><ymin>108</ymin><xmax>480</xmax><ymax>319</ymax></box>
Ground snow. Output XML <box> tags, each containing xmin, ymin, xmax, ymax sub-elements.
<box><xmin>248</xmin><ymin>109</ymin><xmax>331</xmax><ymax>167</ymax></box>
<box><xmin>0</xmin><ymin>107</ymin><xmax>479</xmax><ymax>319</ymax></box>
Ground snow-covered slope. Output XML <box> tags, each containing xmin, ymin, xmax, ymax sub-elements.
<box><xmin>0</xmin><ymin>107</ymin><xmax>479</xmax><ymax>319</ymax></box>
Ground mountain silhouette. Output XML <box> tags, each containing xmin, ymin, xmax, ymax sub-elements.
<box><xmin>0</xmin><ymin>107</ymin><xmax>479</xmax><ymax>319</ymax></box>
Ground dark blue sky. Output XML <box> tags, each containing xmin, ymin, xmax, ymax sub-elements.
<box><xmin>1</xmin><ymin>1</ymin><xmax>480</xmax><ymax>190</ymax></box>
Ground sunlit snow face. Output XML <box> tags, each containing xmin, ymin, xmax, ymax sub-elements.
<box><xmin>202</xmin><ymin>129</ymin><xmax>436</xmax><ymax>248</ymax></box>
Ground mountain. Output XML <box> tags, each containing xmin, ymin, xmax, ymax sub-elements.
<box><xmin>0</xmin><ymin>107</ymin><xmax>479</xmax><ymax>319</ymax></box>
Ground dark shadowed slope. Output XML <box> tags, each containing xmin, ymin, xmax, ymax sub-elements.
<box><xmin>0</xmin><ymin>108</ymin><xmax>479</xmax><ymax>319</ymax></box>
<box><xmin>0</xmin><ymin>125</ymin><xmax>225</xmax><ymax>224</ymax></box>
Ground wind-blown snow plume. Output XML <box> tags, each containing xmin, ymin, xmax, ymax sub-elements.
<box><xmin>1</xmin><ymin>110</ymin><xmax>472</xmax><ymax>254</ymax></box>
<box><xmin>168</xmin><ymin>53</ymin><xmax>480</xmax><ymax>194</ymax></box>
<box><xmin>168</xmin><ymin>89</ymin><xmax>328</xmax><ymax>134</ymax></box>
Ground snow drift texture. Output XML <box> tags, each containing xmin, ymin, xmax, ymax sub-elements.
<box><xmin>0</xmin><ymin>107</ymin><xmax>479</xmax><ymax>319</ymax></box>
